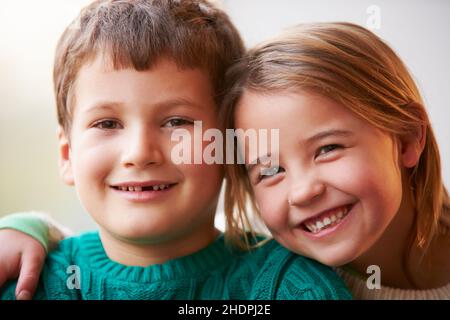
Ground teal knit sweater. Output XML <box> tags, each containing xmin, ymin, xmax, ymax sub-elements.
<box><xmin>0</xmin><ymin>232</ymin><xmax>351</xmax><ymax>300</ymax></box>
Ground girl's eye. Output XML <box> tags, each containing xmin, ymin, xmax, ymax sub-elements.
<box><xmin>258</xmin><ymin>166</ymin><xmax>285</xmax><ymax>181</ymax></box>
<box><xmin>316</xmin><ymin>144</ymin><xmax>342</xmax><ymax>158</ymax></box>
<box><xmin>164</xmin><ymin>118</ymin><xmax>194</xmax><ymax>127</ymax></box>
<box><xmin>93</xmin><ymin>120</ymin><xmax>121</xmax><ymax>130</ymax></box>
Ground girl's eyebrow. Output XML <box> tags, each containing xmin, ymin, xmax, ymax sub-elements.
<box><xmin>245</xmin><ymin>130</ymin><xmax>353</xmax><ymax>173</ymax></box>
<box><xmin>305</xmin><ymin>129</ymin><xmax>354</xmax><ymax>145</ymax></box>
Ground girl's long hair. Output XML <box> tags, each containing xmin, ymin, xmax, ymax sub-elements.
<box><xmin>221</xmin><ymin>22</ymin><xmax>450</xmax><ymax>261</ymax></box>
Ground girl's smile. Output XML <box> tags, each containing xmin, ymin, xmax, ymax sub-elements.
<box><xmin>295</xmin><ymin>202</ymin><xmax>355</xmax><ymax>237</ymax></box>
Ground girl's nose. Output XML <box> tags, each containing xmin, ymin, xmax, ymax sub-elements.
<box><xmin>121</xmin><ymin>127</ymin><xmax>164</xmax><ymax>169</ymax></box>
<box><xmin>288</xmin><ymin>178</ymin><xmax>326</xmax><ymax>207</ymax></box>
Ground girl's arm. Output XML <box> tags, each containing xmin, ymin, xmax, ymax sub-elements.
<box><xmin>0</xmin><ymin>212</ymin><xmax>72</xmax><ymax>300</ymax></box>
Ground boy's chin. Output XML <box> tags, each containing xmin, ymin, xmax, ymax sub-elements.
<box><xmin>100</xmin><ymin>223</ymin><xmax>179</xmax><ymax>245</ymax></box>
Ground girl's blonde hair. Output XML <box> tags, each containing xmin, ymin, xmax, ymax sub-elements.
<box><xmin>221</xmin><ymin>22</ymin><xmax>450</xmax><ymax>257</ymax></box>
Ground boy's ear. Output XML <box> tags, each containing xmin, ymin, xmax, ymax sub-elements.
<box><xmin>400</xmin><ymin>119</ymin><xmax>426</xmax><ymax>168</ymax></box>
<box><xmin>58</xmin><ymin>126</ymin><xmax>74</xmax><ymax>186</ymax></box>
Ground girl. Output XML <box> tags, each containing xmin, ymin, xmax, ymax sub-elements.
<box><xmin>222</xmin><ymin>22</ymin><xmax>450</xmax><ymax>299</ymax></box>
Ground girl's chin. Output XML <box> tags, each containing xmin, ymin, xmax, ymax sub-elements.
<box><xmin>297</xmin><ymin>246</ymin><xmax>361</xmax><ymax>268</ymax></box>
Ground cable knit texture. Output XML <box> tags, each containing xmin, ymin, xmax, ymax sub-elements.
<box><xmin>0</xmin><ymin>232</ymin><xmax>351</xmax><ymax>300</ymax></box>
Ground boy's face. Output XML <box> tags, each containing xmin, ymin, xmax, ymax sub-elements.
<box><xmin>59</xmin><ymin>57</ymin><xmax>223</xmax><ymax>248</ymax></box>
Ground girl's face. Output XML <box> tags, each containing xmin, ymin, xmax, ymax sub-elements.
<box><xmin>235</xmin><ymin>90</ymin><xmax>404</xmax><ymax>267</ymax></box>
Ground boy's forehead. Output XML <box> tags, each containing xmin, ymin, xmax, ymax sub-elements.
<box><xmin>79</xmin><ymin>53</ymin><xmax>211</xmax><ymax>80</ymax></box>
<box><xmin>71</xmin><ymin>55</ymin><xmax>218</xmax><ymax>115</ymax></box>
<box><xmin>73</xmin><ymin>54</ymin><xmax>214</xmax><ymax>95</ymax></box>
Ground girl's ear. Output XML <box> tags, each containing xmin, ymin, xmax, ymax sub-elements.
<box><xmin>58</xmin><ymin>126</ymin><xmax>74</xmax><ymax>185</ymax></box>
<box><xmin>400</xmin><ymin>116</ymin><xmax>426</xmax><ymax>168</ymax></box>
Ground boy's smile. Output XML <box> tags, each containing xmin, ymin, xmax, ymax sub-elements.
<box><xmin>57</xmin><ymin>56</ymin><xmax>223</xmax><ymax>265</ymax></box>
<box><xmin>110</xmin><ymin>180</ymin><xmax>178</xmax><ymax>202</ymax></box>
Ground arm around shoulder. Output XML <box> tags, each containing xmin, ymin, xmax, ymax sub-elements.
<box><xmin>0</xmin><ymin>211</ymin><xmax>72</xmax><ymax>252</ymax></box>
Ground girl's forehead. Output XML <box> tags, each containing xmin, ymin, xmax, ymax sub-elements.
<box><xmin>235</xmin><ymin>90</ymin><xmax>356</xmax><ymax>127</ymax></box>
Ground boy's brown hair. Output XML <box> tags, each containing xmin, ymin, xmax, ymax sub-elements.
<box><xmin>54</xmin><ymin>0</ymin><xmax>244</xmax><ymax>134</ymax></box>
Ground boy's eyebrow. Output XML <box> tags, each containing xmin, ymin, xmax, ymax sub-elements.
<box><xmin>153</xmin><ymin>98</ymin><xmax>209</xmax><ymax>111</ymax></box>
<box><xmin>83</xmin><ymin>98</ymin><xmax>208</xmax><ymax>114</ymax></box>
<box><xmin>84</xmin><ymin>102</ymin><xmax>122</xmax><ymax>113</ymax></box>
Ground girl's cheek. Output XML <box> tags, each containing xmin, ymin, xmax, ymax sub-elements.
<box><xmin>324</xmin><ymin>156</ymin><xmax>368</xmax><ymax>190</ymax></box>
<box><xmin>255</xmin><ymin>188</ymin><xmax>286</xmax><ymax>230</ymax></box>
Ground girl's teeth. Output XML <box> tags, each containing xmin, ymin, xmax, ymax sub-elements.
<box><xmin>304</xmin><ymin>207</ymin><xmax>350</xmax><ymax>234</ymax></box>
<box><xmin>153</xmin><ymin>185</ymin><xmax>160</xmax><ymax>191</ymax></box>
<box><xmin>316</xmin><ymin>221</ymin><xmax>324</xmax><ymax>229</ymax></box>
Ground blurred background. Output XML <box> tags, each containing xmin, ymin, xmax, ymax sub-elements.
<box><xmin>1</xmin><ymin>0</ymin><xmax>449</xmax><ymax>232</ymax></box>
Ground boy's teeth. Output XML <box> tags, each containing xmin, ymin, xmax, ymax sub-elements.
<box><xmin>304</xmin><ymin>207</ymin><xmax>350</xmax><ymax>234</ymax></box>
<box><xmin>118</xmin><ymin>184</ymin><xmax>170</xmax><ymax>191</ymax></box>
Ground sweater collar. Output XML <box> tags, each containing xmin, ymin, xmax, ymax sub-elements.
<box><xmin>78</xmin><ymin>232</ymin><xmax>237</xmax><ymax>283</ymax></box>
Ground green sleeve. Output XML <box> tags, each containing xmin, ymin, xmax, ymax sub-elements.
<box><xmin>0</xmin><ymin>212</ymin><xmax>50</xmax><ymax>252</ymax></box>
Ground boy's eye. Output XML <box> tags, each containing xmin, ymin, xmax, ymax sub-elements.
<box><xmin>93</xmin><ymin>120</ymin><xmax>122</xmax><ymax>130</ymax></box>
<box><xmin>164</xmin><ymin>118</ymin><xmax>194</xmax><ymax>127</ymax></box>
<box><xmin>316</xmin><ymin>144</ymin><xmax>342</xmax><ymax>158</ymax></box>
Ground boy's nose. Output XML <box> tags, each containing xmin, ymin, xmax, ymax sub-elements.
<box><xmin>287</xmin><ymin>177</ymin><xmax>326</xmax><ymax>207</ymax></box>
<box><xmin>121</xmin><ymin>128</ymin><xmax>164</xmax><ymax>168</ymax></box>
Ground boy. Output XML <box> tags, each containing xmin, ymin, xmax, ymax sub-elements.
<box><xmin>0</xmin><ymin>0</ymin><xmax>351</xmax><ymax>300</ymax></box>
